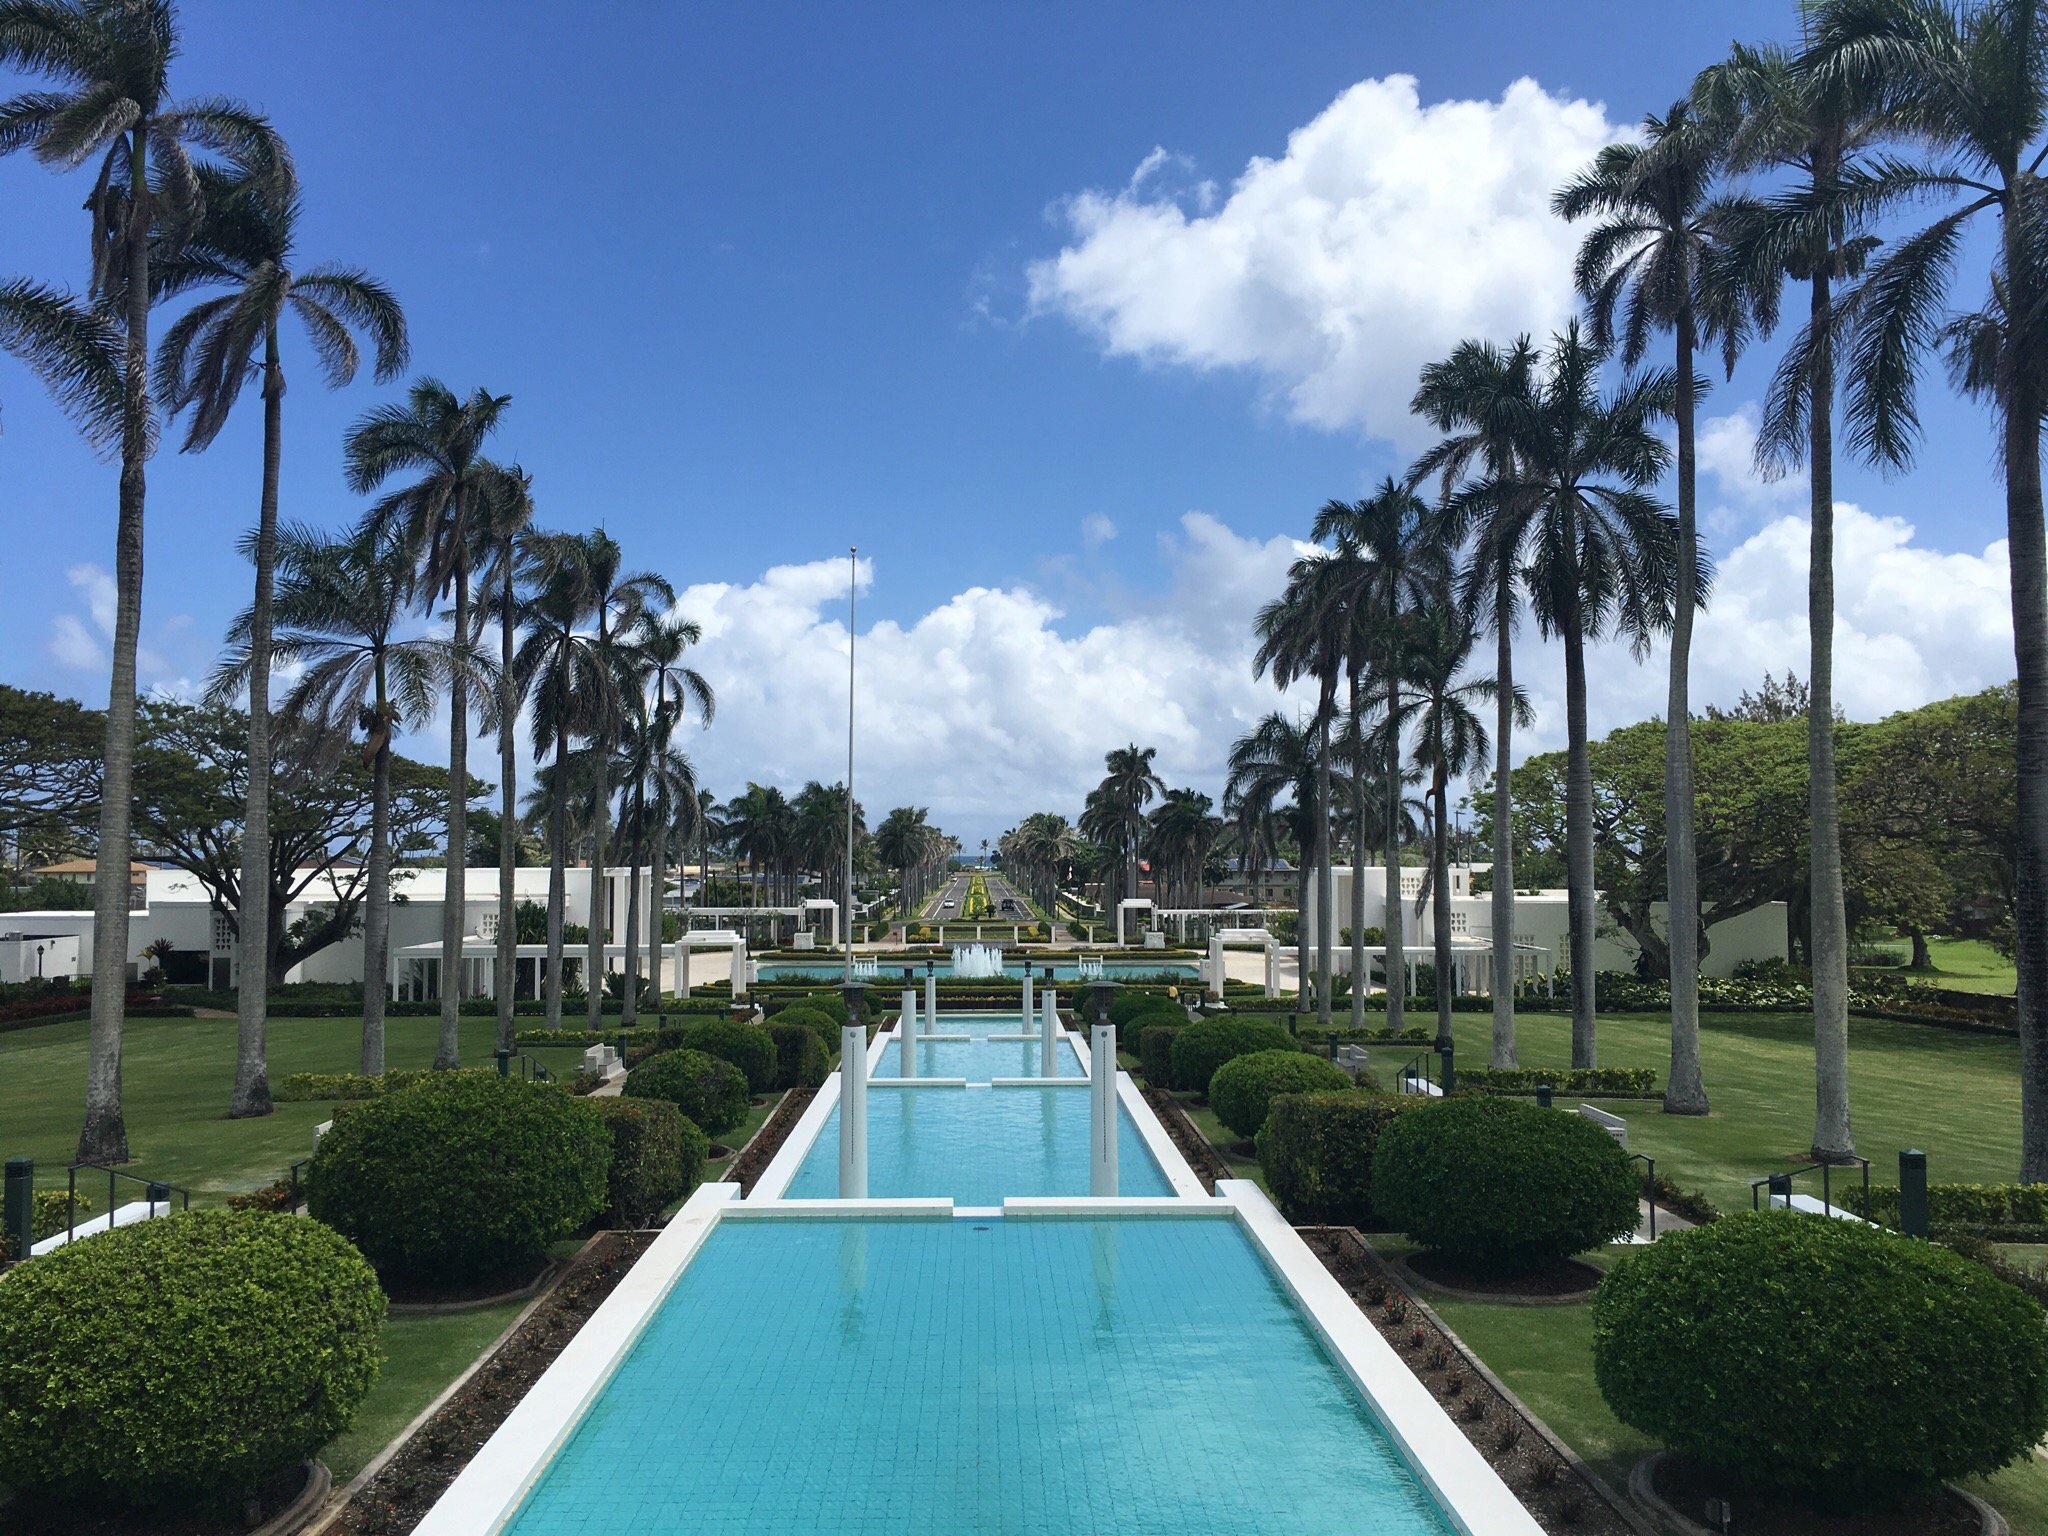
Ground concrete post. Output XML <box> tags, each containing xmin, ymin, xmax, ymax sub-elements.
<box><xmin>1021</xmin><ymin>965</ymin><xmax>1034</xmax><ymax>1028</ymax></box>
<box><xmin>900</xmin><ymin>970</ymin><xmax>918</xmax><ymax>1080</ymax></box>
<box><xmin>677</xmin><ymin>935</ymin><xmax>691</xmax><ymax>998</ymax></box>
<box><xmin>924</xmin><ymin>961</ymin><xmax>936</xmax><ymax>1028</ymax></box>
<box><xmin>839</xmin><ymin>1024</ymin><xmax>868</xmax><ymax>1197</ymax></box>
<box><xmin>1091</xmin><ymin>1022</ymin><xmax>1118</xmax><ymax>1196</ymax></box>
<box><xmin>4</xmin><ymin>1157</ymin><xmax>31</xmax><ymax>1259</ymax></box>
<box><xmin>1207</xmin><ymin>934</ymin><xmax>1224</xmax><ymax>1000</ymax></box>
<box><xmin>1899</xmin><ymin>1148</ymin><xmax>1929</xmax><ymax>1238</ymax></box>
<box><xmin>1264</xmin><ymin>939</ymin><xmax>1279</xmax><ymax>999</ymax></box>
<box><xmin>1041</xmin><ymin>980</ymin><xmax>1058</xmax><ymax>1077</ymax></box>
<box><xmin>731</xmin><ymin>939</ymin><xmax>748</xmax><ymax>999</ymax></box>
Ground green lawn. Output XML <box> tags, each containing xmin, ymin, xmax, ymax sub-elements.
<box><xmin>1857</xmin><ymin>935</ymin><xmax>2019</xmax><ymax>995</ymax></box>
<box><xmin>323</xmin><ymin>1300</ymin><xmax>528</xmax><ymax>1483</ymax></box>
<box><xmin>1443</xmin><ymin>1006</ymin><xmax>2021</xmax><ymax>1213</ymax></box>
<box><xmin>0</xmin><ymin>1013</ymin><xmax>596</xmax><ymax>1199</ymax></box>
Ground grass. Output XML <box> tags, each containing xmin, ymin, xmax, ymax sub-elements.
<box><xmin>0</xmin><ymin>1013</ymin><xmax>601</xmax><ymax>1199</ymax></box>
<box><xmin>322</xmin><ymin>1300</ymin><xmax>528</xmax><ymax>1483</ymax></box>
<box><xmin>1856</xmin><ymin>935</ymin><xmax>2019</xmax><ymax>995</ymax></box>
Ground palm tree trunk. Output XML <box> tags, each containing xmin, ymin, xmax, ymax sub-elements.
<box><xmin>1432</xmin><ymin>767</ymin><xmax>1453</xmax><ymax>1049</ymax></box>
<box><xmin>650</xmin><ymin>806</ymin><xmax>669</xmax><ymax>1024</ymax></box>
<box><xmin>545</xmin><ymin>717</ymin><xmax>568</xmax><ymax>1031</ymax></box>
<box><xmin>1665</xmin><ymin>304</ymin><xmax>1708</xmax><ymax>1116</ymax></box>
<box><xmin>1294</xmin><ymin>858</ymin><xmax>1312</xmax><ymax>1021</ymax></box>
<box><xmin>496</xmin><ymin>564</ymin><xmax>518</xmax><ymax>1056</ymax></box>
<box><xmin>1809</xmin><ymin>260</ymin><xmax>1854</xmax><ymax>1160</ymax></box>
<box><xmin>77</xmin><ymin>126</ymin><xmax>152</xmax><ymax>1167</ymax></box>
<box><xmin>622</xmin><ymin>788</ymin><xmax>644</xmax><ymax>1027</ymax></box>
<box><xmin>1490</xmin><ymin>573</ymin><xmax>1519</xmax><ymax>1067</ymax></box>
<box><xmin>1564</xmin><ymin>617</ymin><xmax>1598</xmax><ymax>1069</ymax></box>
<box><xmin>229</xmin><ymin>325</ymin><xmax>285</xmax><ymax>1119</ymax></box>
<box><xmin>1383</xmin><ymin>670</ymin><xmax>1406</xmax><ymax>1035</ymax></box>
<box><xmin>1347</xmin><ymin>671</ymin><xmax>1368</xmax><ymax>1028</ymax></box>
<box><xmin>1313</xmin><ymin>685</ymin><xmax>1336</xmax><ymax>1028</ymax></box>
<box><xmin>362</xmin><ymin>713</ymin><xmax>392</xmax><ymax>1076</ymax></box>
<box><xmin>586</xmin><ymin>744</ymin><xmax>609</xmax><ymax>1032</ymax></box>
<box><xmin>437</xmin><ymin>562</ymin><xmax>470</xmax><ymax>1070</ymax></box>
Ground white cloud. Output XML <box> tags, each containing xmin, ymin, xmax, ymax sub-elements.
<box><xmin>48</xmin><ymin>613</ymin><xmax>101</xmax><ymax>671</ymax></box>
<box><xmin>1081</xmin><ymin>514</ymin><xmax>1117</xmax><ymax>548</ymax></box>
<box><xmin>1028</xmin><ymin>75</ymin><xmax>1621</xmax><ymax>449</ymax></box>
<box><xmin>47</xmin><ymin>561</ymin><xmax>194</xmax><ymax>691</ymax></box>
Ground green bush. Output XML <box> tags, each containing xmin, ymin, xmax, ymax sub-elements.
<box><xmin>273</xmin><ymin>1068</ymin><xmax>432</xmax><ymax>1102</ymax></box>
<box><xmin>1106</xmin><ymin>987</ymin><xmax>1181</xmax><ymax>1031</ymax></box>
<box><xmin>1138</xmin><ymin>1022</ymin><xmax>1183</xmax><ymax>1089</ymax></box>
<box><xmin>625</xmin><ymin>1048</ymin><xmax>750</xmax><ymax>1137</ymax></box>
<box><xmin>1866</xmin><ymin>1181</ymin><xmax>2048</xmax><ymax>1232</ymax></box>
<box><xmin>0</xmin><ymin>1210</ymin><xmax>382</xmax><ymax>1509</ymax></box>
<box><xmin>1114</xmin><ymin>1000</ymin><xmax>1186</xmax><ymax>1051</ymax></box>
<box><xmin>768</xmin><ymin>1021</ymin><xmax>830</xmax><ymax>1090</ymax></box>
<box><xmin>772</xmin><ymin>1003</ymin><xmax>842</xmax><ymax>1058</ymax></box>
<box><xmin>1208</xmin><ymin>1049</ymin><xmax>1353</xmax><ymax>1138</ymax></box>
<box><xmin>591</xmin><ymin>1097</ymin><xmax>705</xmax><ymax>1225</ymax></box>
<box><xmin>1169</xmin><ymin>1016</ymin><xmax>1298</xmax><ymax>1097</ymax></box>
<box><xmin>1456</xmin><ymin>1066</ymin><xmax>1660</xmax><ymax>1097</ymax></box>
<box><xmin>305</xmin><ymin>1072</ymin><xmax>609</xmax><ymax>1286</ymax></box>
<box><xmin>678</xmin><ymin>1019</ymin><xmax>777</xmax><ymax>1094</ymax></box>
<box><xmin>1373</xmin><ymin>1094</ymin><xmax>1639</xmax><ymax>1272</ymax></box>
<box><xmin>1594</xmin><ymin>1212</ymin><xmax>2048</xmax><ymax>1501</ymax></box>
<box><xmin>1256</xmin><ymin>1091</ymin><xmax>1421</xmax><ymax>1226</ymax></box>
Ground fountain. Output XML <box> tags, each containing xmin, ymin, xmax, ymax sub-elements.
<box><xmin>950</xmin><ymin>943</ymin><xmax>1005</xmax><ymax>979</ymax></box>
<box><xmin>1076</xmin><ymin>955</ymin><xmax>1104</xmax><ymax>981</ymax></box>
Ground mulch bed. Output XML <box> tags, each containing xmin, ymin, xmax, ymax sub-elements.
<box><xmin>325</xmin><ymin>1232</ymin><xmax>654</xmax><ymax>1536</ymax></box>
<box><xmin>1405</xmin><ymin>1250</ymin><xmax>1604</xmax><ymax>1301</ymax></box>
<box><xmin>1651</xmin><ymin>1456</ymin><xmax>1985</xmax><ymax>1536</ymax></box>
<box><xmin>8</xmin><ymin>1464</ymin><xmax>310</xmax><ymax>1536</ymax></box>
<box><xmin>726</xmin><ymin>1087</ymin><xmax>814</xmax><ymax>1194</ymax></box>
<box><xmin>1140</xmin><ymin>1087</ymin><xmax>1229</xmax><ymax>1190</ymax></box>
<box><xmin>1301</xmin><ymin>1225</ymin><xmax>1645</xmax><ymax>1536</ymax></box>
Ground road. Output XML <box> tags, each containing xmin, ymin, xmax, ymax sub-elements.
<box><xmin>920</xmin><ymin>869</ymin><xmax>1032</xmax><ymax>922</ymax></box>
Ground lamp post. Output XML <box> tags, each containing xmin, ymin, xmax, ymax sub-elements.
<box><xmin>838</xmin><ymin>979</ymin><xmax>870</xmax><ymax>1197</ymax></box>
<box><xmin>1039</xmin><ymin>965</ymin><xmax>1058</xmax><ymax>1077</ymax></box>
<box><xmin>843</xmin><ymin>547</ymin><xmax>857</xmax><ymax>987</ymax></box>
<box><xmin>1087</xmin><ymin>979</ymin><xmax>1119</xmax><ymax>1195</ymax></box>
<box><xmin>924</xmin><ymin>957</ymin><xmax>936</xmax><ymax>1027</ymax></box>
<box><xmin>899</xmin><ymin>967</ymin><xmax>917</xmax><ymax>1080</ymax></box>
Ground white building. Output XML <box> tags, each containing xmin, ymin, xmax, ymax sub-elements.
<box><xmin>1299</xmin><ymin>863</ymin><xmax>1787</xmax><ymax>992</ymax></box>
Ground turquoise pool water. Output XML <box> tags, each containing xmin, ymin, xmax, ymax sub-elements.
<box><xmin>756</xmin><ymin>959</ymin><xmax>1200</xmax><ymax>982</ymax></box>
<box><xmin>877</xmin><ymin>1011</ymin><xmax>1088</xmax><ymax>1080</ymax></box>
<box><xmin>784</xmin><ymin>1085</ymin><xmax>1171</xmax><ymax>1203</ymax></box>
<box><xmin>499</xmin><ymin>1216</ymin><xmax>1452</xmax><ymax>1536</ymax></box>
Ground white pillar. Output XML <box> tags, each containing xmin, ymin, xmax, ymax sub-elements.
<box><xmin>839</xmin><ymin>1023</ymin><xmax>868</xmax><ymax>1197</ymax></box>
<box><xmin>1022</xmin><ymin>965</ymin><xmax>1034</xmax><ymax>1027</ymax></box>
<box><xmin>731</xmin><ymin>939</ymin><xmax>748</xmax><ymax>999</ymax></box>
<box><xmin>899</xmin><ymin>981</ymin><xmax>918</xmax><ymax>1079</ymax></box>
<box><xmin>925</xmin><ymin>965</ymin><xmax>936</xmax><ymax>1025</ymax></box>
<box><xmin>676</xmin><ymin>935</ymin><xmax>691</xmax><ymax>998</ymax></box>
<box><xmin>1090</xmin><ymin>1021</ymin><xmax>1118</xmax><ymax>1196</ymax></box>
<box><xmin>1041</xmin><ymin>986</ymin><xmax>1058</xmax><ymax>1076</ymax></box>
<box><xmin>1207</xmin><ymin>934</ymin><xmax>1224</xmax><ymax>1000</ymax></box>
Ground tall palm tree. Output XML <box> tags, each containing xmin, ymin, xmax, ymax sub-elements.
<box><xmin>1695</xmin><ymin>31</ymin><xmax>1891</xmax><ymax>1160</ymax></box>
<box><xmin>229</xmin><ymin>522</ymin><xmax>458</xmax><ymax>1074</ymax></box>
<box><xmin>152</xmin><ymin>161</ymin><xmax>407</xmax><ymax>1118</ymax></box>
<box><xmin>1813</xmin><ymin>0</ymin><xmax>2048</xmax><ymax>1178</ymax></box>
<box><xmin>1411</xmin><ymin>335</ymin><xmax>1542</xmax><ymax>1066</ymax></box>
<box><xmin>725</xmin><ymin>783</ymin><xmax>794</xmax><ymax>926</ymax></box>
<box><xmin>876</xmin><ymin>806</ymin><xmax>934</xmax><ymax>915</ymax></box>
<box><xmin>0</xmin><ymin>0</ymin><xmax>285</xmax><ymax>1164</ymax></box>
<box><xmin>1145</xmin><ymin>789</ymin><xmax>1219</xmax><ymax>909</ymax></box>
<box><xmin>0</xmin><ymin>277</ymin><xmax>125</xmax><ymax>448</ymax></box>
<box><xmin>345</xmin><ymin>378</ymin><xmax>510</xmax><ymax>1068</ymax></box>
<box><xmin>1490</xmin><ymin>324</ymin><xmax>1681</xmax><ymax>1067</ymax></box>
<box><xmin>1556</xmin><ymin>102</ymin><xmax>1764</xmax><ymax>1117</ymax></box>
<box><xmin>1226</xmin><ymin>712</ymin><xmax>1328</xmax><ymax>1019</ymax></box>
<box><xmin>1314</xmin><ymin>481</ymin><xmax>1448</xmax><ymax>1033</ymax></box>
<box><xmin>475</xmin><ymin>471</ymin><xmax>535</xmax><ymax>1053</ymax></box>
<box><xmin>615</xmin><ymin>692</ymin><xmax>697</xmax><ymax>1025</ymax></box>
<box><xmin>1094</xmin><ymin>746</ymin><xmax>1165</xmax><ymax>904</ymax></box>
<box><xmin>621</xmin><ymin>612</ymin><xmax>712</xmax><ymax>1020</ymax></box>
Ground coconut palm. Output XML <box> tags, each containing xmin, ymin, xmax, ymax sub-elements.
<box><xmin>152</xmin><ymin>161</ymin><xmax>408</xmax><ymax>1117</ymax></box>
<box><xmin>223</xmin><ymin>521</ymin><xmax>460</xmax><ymax>1074</ymax></box>
<box><xmin>345</xmin><ymin>379</ymin><xmax>511</xmax><ymax>1067</ymax></box>
<box><xmin>0</xmin><ymin>0</ymin><xmax>286</xmax><ymax>1164</ymax></box>
<box><xmin>474</xmin><ymin>470</ymin><xmax>535</xmax><ymax>1053</ymax></box>
<box><xmin>1483</xmin><ymin>323</ymin><xmax>1682</xmax><ymax>1067</ymax></box>
<box><xmin>1410</xmin><ymin>335</ymin><xmax>1542</xmax><ymax>1066</ymax></box>
<box><xmin>1093</xmin><ymin>746</ymin><xmax>1165</xmax><ymax>904</ymax></box>
<box><xmin>620</xmin><ymin>612</ymin><xmax>712</xmax><ymax>1020</ymax></box>
<box><xmin>1226</xmin><ymin>712</ymin><xmax>1330</xmax><ymax>1021</ymax></box>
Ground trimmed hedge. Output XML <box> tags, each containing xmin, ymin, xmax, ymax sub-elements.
<box><xmin>1373</xmin><ymin>1094</ymin><xmax>1640</xmax><ymax>1272</ymax></box>
<box><xmin>1138</xmin><ymin>1022</ymin><xmax>1183</xmax><ymax>1089</ymax></box>
<box><xmin>1169</xmin><ymin>1016</ymin><xmax>1298</xmax><ymax>1097</ymax></box>
<box><xmin>1115</xmin><ymin>1000</ymin><xmax>1187</xmax><ymax>1052</ymax></box>
<box><xmin>1209</xmin><ymin>1049</ymin><xmax>1352</xmax><ymax>1138</ymax></box>
<box><xmin>1255</xmin><ymin>1091</ymin><xmax>1421</xmax><ymax>1227</ymax></box>
<box><xmin>1</xmin><ymin>1192</ymin><xmax>96</xmax><ymax>1261</ymax></box>
<box><xmin>768</xmin><ymin>1021</ymin><xmax>830</xmax><ymax>1090</ymax></box>
<box><xmin>1594</xmin><ymin>1212</ymin><xmax>2048</xmax><ymax>1500</ymax></box>
<box><xmin>771</xmin><ymin>1003</ymin><xmax>841</xmax><ymax>1059</ymax></box>
<box><xmin>677</xmin><ymin>1019</ymin><xmax>777</xmax><ymax>1094</ymax></box>
<box><xmin>1867</xmin><ymin>1181</ymin><xmax>2048</xmax><ymax>1231</ymax></box>
<box><xmin>274</xmin><ymin>1068</ymin><xmax>433</xmax><ymax>1103</ymax></box>
<box><xmin>592</xmin><ymin>1097</ymin><xmax>705</xmax><ymax>1225</ymax></box>
<box><xmin>624</xmin><ymin>1048</ymin><xmax>750</xmax><ymax>1137</ymax></box>
<box><xmin>1292</xmin><ymin>1023</ymin><xmax>1434</xmax><ymax>1046</ymax></box>
<box><xmin>0</xmin><ymin>1209</ymin><xmax>383</xmax><ymax>1509</ymax></box>
<box><xmin>1457</xmin><ymin>1066</ymin><xmax>1659</xmax><ymax>1097</ymax></box>
<box><xmin>305</xmin><ymin>1072</ymin><xmax>609</xmax><ymax>1286</ymax></box>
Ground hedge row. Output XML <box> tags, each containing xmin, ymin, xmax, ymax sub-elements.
<box><xmin>1866</xmin><ymin>1181</ymin><xmax>2048</xmax><ymax>1232</ymax></box>
<box><xmin>1256</xmin><ymin>1091</ymin><xmax>1420</xmax><ymax>1227</ymax></box>
<box><xmin>1457</xmin><ymin>1066</ymin><xmax>1660</xmax><ymax>1096</ymax></box>
<box><xmin>273</xmin><ymin>1068</ymin><xmax>437</xmax><ymax>1102</ymax></box>
<box><xmin>591</xmin><ymin>1096</ymin><xmax>706</xmax><ymax>1226</ymax></box>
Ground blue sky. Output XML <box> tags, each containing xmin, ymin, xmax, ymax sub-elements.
<box><xmin>0</xmin><ymin>2</ymin><xmax>2020</xmax><ymax>845</ymax></box>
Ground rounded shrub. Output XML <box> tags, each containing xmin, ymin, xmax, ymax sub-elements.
<box><xmin>768</xmin><ymin>1020</ymin><xmax>830</xmax><ymax>1090</ymax></box>
<box><xmin>1115</xmin><ymin>1000</ymin><xmax>1187</xmax><ymax>1052</ymax></box>
<box><xmin>625</xmin><ymin>1047</ymin><xmax>750</xmax><ymax>1137</ymax></box>
<box><xmin>1257</xmin><ymin>1091</ymin><xmax>1419</xmax><ymax>1227</ymax></box>
<box><xmin>772</xmin><ymin>1003</ymin><xmax>839</xmax><ymax>1059</ymax></box>
<box><xmin>592</xmin><ymin>1095</ymin><xmax>707</xmax><ymax>1225</ymax></box>
<box><xmin>1209</xmin><ymin>1049</ymin><xmax>1351</xmax><ymax>1138</ymax></box>
<box><xmin>1169</xmin><ymin>1016</ymin><xmax>1298</xmax><ymax>1097</ymax></box>
<box><xmin>1107</xmin><ymin>988</ymin><xmax>1178</xmax><ymax>1031</ymax></box>
<box><xmin>0</xmin><ymin>1209</ymin><xmax>383</xmax><ymax>1510</ymax></box>
<box><xmin>1138</xmin><ymin>1022</ymin><xmax>1184</xmax><ymax>1089</ymax></box>
<box><xmin>306</xmin><ymin>1071</ymin><xmax>609</xmax><ymax>1286</ymax></box>
<box><xmin>1594</xmin><ymin>1212</ymin><xmax>2048</xmax><ymax>1501</ymax></box>
<box><xmin>1372</xmin><ymin>1093</ymin><xmax>1639</xmax><ymax>1272</ymax></box>
<box><xmin>679</xmin><ymin>1018</ymin><xmax>777</xmax><ymax>1093</ymax></box>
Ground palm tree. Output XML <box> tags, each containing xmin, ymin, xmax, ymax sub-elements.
<box><xmin>1411</xmin><ymin>335</ymin><xmax>1542</xmax><ymax>1066</ymax></box>
<box><xmin>1556</xmin><ymin>102</ymin><xmax>1766</xmax><ymax>1117</ymax></box>
<box><xmin>1492</xmin><ymin>324</ymin><xmax>1681</xmax><ymax>1068</ymax></box>
<box><xmin>1314</xmin><ymin>481</ymin><xmax>1448</xmax><ymax>1033</ymax></box>
<box><xmin>475</xmin><ymin>471</ymin><xmax>535</xmax><ymax>1053</ymax></box>
<box><xmin>0</xmin><ymin>0</ymin><xmax>285</xmax><ymax>1164</ymax></box>
<box><xmin>876</xmin><ymin>806</ymin><xmax>934</xmax><ymax>916</ymax></box>
<box><xmin>345</xmin><ymin>378</ymin><xmax>510</xmax><ymax>1068</ymax></box>
<box><xmin>723</xmin><ymin>783</ymin><xmax>793</xmax><ymax>928</ymax></box>
<box><xmin>1092</xmin><ymin>746</ymin><xmax>1165</xmax><ymax>904</ymax></box>
<box><xmin>0</xmin><ymin>277</ymin><xmax>125</xmax><ymax>449</ymax></box>
<box><xmin>1694</xmin><ymin>31</ymin><xmax>1892</xmax><ymax>1160</ymax></box>
<box><xmin>152</xmin><ymin>161</ymin><xmax>407</xmax><ymax>1118</ymax></box>
<box><xmin>1145</xmin><ymin>789</ymin><xmax>1219</xmax><ymax>910</ymax></box>
<box><xmin>626</xmin><ymin>613</ymin><xmax>713</xmax><ymax>1018</ymax></box>
<box><xmin>1226</xmin><ymin>712</ymin><xmax>1328</xmax><ymax>1019</ymax></box>
<box><xmin>615</xmin><ymin>690</ymin><xmax>697</xmax><ymax>1025</ymax></box>
<box><xmin>227</xmin><ymin>522</ymin><xmax>459</xmax><ymax>1074</ymax></box>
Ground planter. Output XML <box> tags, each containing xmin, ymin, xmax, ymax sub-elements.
<box><xmin>1628</xmin><ymin>1452</ymin><xmax>2006</xmax><ymax>1536</ymax></box>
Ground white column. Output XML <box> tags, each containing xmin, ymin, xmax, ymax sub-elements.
<box><xmin>731</xmin><ymin>939</ymin><xmax>748</xmax><ymax>999</ymax></box>
<box><xmin>1207</xmin><ymin>934</ymin><xmax>1224</xmax><ymax>1000</ymax></box>
<box><xmin>839</xmin><ymin>1024</ymin><xmax>868</xmax><ymax>1197</ymax></box>
<box><xmin>1021</xmin><ymin>965</ymin><xmax>1034</xmax><ymax>1027</ymax></box>
<box><xmin>1090</xmin><ymin>1021</ymin><xmax>1118</xmax><ymax>1196</ymax></box>
<box><xmin>925</xmin><ymin>965</ymin><xmax>936</xmax><ymax>1025</ymax></box>
<box><xmin>1041</xmin><ymin>986</ymin><xmax>1058</xmax><ymax>1076</ymax></box>
<box><xmin>676</xmin><ymin>935</ymin><xmax>691</xmax><ymax>998</ymax></box>
<box><xmin>899</xmin><ymin>982</ymin><xmax>918</xmax><ymax>1079</ymax></box>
